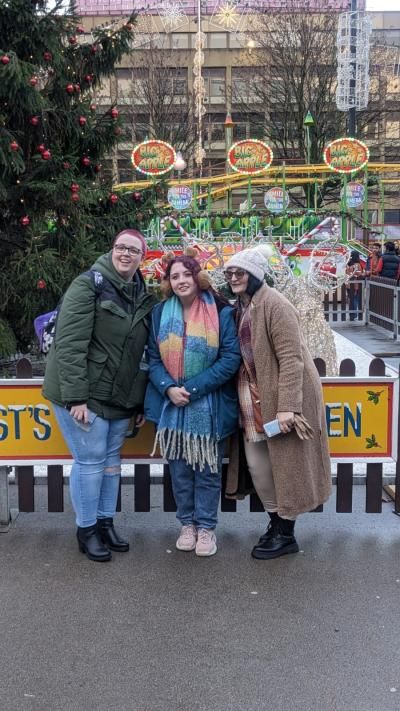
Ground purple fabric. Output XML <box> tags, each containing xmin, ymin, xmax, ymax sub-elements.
<box><xmin>34</xmin><ymin>310</ymin><xmax>56</xmax><ymax>342</ymax></box>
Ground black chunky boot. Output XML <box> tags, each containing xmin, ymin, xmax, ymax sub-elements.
<box><xmin>251</xmin><ymin>515</ymin><xmax>299</xmax><ymax>560</ymax></box>
<box><xmin>97</xmin><ymin>518</ymin><xmax>129</xmax><ymax>552</ymax></box>
<box><xmin>77</xmin><ymin>525</ymin><xmax>112</xmax><ymax>562</ymax></box>
<box><xmin>255</xmin><ymin>512</ymin><xmax>279</xmax><ymax>545</ymax></box>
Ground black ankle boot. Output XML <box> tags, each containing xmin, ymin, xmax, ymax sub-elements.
<box><xmin>97</xmin><ymin>518</ymin><xmax>129</xmax><ymax>552</ymax></box>
<box><xmin>77</xmin><ymin>525</ymin><xmax>112</xmax><ymax>562</ymax></box>
<box><xmin>256</xmin><ymin>512</ymin><xmax>279</xmax><ymax>545</ymax></box>
<box><xmin>251</xmin><ymin>515</ymin><xmax>299</xmax><ymax>560</ymax></box>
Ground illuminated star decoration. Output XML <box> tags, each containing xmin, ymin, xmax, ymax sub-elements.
<box><xmin>215</xmin><ymin>2</ymin><xmax>239</xmax><ymax>30</ymax></box>
<box><xmin>210</xmin><ymin>0</ymin><xmax>247</xmax><ymax>32</ymax></box>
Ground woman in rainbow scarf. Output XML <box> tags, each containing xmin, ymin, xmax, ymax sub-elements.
<box><xmin>145</xmin><ymin>251</ymin><xmax>241</xmax><ymax>557</ymax></box>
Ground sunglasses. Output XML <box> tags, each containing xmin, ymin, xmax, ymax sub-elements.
<box><xmin>224</xmin><ymin>269</ymin><xmax>247</xmax><ymax>281</ymax></box>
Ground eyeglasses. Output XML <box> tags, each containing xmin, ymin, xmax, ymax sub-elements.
<box><xmin>224</xmin><ymin>269</ymin><xmax>247</xmax><ymax>281</ymax></box>
<box><xmin>114</xmin><ymin>244</ymin><xmax>142</xmax><ymax>256</ymax></box>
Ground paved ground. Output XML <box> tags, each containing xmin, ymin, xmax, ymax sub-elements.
<box><xmin>333</xmin><ymin>324</ymin><xmax>400</xmax><ymax>373</ymax></box>
<box><xmin>0</xmin><ymin>486</ymin><xmax>399</xmax><ymax>711</ymax></box>
<box><xmin>1</xmin><ymin>325</ymin><xmax>400</xmax><ymax>711</ymax></box>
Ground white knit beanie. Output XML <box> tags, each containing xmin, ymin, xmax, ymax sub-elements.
<box><xmin>224</xmin><ymin>246</ymin><xmax>270</xmax><ymax>282</ymax></box>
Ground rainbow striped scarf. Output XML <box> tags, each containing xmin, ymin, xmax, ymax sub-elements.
<box><xmin>153</xmin><ymin>292</ymin><xmax>220</xmax><ymax>472</ymax></box>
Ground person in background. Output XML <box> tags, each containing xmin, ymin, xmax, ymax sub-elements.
<box><xmin>145</xmin><ymin>250</ymin><xmax>241</xmax><ymax>557</ymax></box>
<box><xmin>43</xmin><ymin>229</ymin><xmax>155</xmax><ymax>562</ymax></box>
<box><xmin>223</xmin><ymin>247</ymin><xmax>332</xmax><ymax>560</ymax></box>
<box><xmin>346</xmin><ymin>250</ymin><xmax>364</xmax><ymax>322</ymax></box>
<box><xmin>365</xmin><ymin>242</ymin><xmax>381</xmax><ymax>278</ymax></box>
<box><xmin>376</xmin><ymin>241</ymin><xmax>400</xmax><ymax>279</ymax></box>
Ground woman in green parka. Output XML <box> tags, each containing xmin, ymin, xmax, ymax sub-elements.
<box><xmin>43</xmin><ymin>229</ymin><xmax>155</xmax><ymax>562</ymax></box>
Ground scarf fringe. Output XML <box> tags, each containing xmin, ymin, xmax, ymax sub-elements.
<box><xmin>151</xmin><ymin>428</ymin><xmax>219</xmax><ymax>474</ymax></box>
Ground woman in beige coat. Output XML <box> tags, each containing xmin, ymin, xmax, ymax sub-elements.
<box><xmin>224</xmin><ymin>247</ymin><xmax>332</xmax><ymax>560</ymax></box>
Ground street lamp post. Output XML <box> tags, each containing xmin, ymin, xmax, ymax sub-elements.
<box><xmin>303</xmin><ymin>110</ymin><xmax>315</xmax><ymax>209</ymax></box>
<box><xmin>224</xmin><ymin>111</ymin><xmax>234</xmax><ymax>212</ymax></box>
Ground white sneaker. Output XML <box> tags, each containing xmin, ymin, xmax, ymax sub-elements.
<box><xmin>195</xmin><ymin>528</ymin><xmax>217</xmax><ymax>557</ymax></box>
<box><xmin>176</xmin><ymin>524</ymin><xmax>197</xmax><ymax>552</ymax></box>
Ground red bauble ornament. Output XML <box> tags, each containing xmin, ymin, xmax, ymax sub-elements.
<box><xmin>62</xmin><ymin>161</ymin><xmax>70</xmax><ymax>170</ymax></box>
<box><xmin>79</xmin><ymin>116</ymin><xmax>87</xmax><ymax>126</ymax></box>
<box><xmin>71</xmin><ymin>193</ymin><xmax>80</xmax><ymax>203</ymax></box>
<box><xmin>84</xmin><ymin>74</ymin><xmax>93</xmax><ymax>83</ymax></box>
<box><xmin>133</xmin><ymin>191</ymin><xmax>142</xmax><ymax>202</ymax></box>
<box><xmin>66</xmin><ymin>83</ymin><xmax>74</xmax><ymax>94</ymax></box>
<box><xmin>110</xmin><ymin>107</ymin><xmax>119</xmax><ymax>119</ymax></box>
<box><xmin>82</xmin><ymin>156</ymin><xmax>90</xmax><ymax>167</ymax></box>
<box><xmin>29</xmin><ymin>116</ymin><xmax>39</xmax><ymax>126</ymax></box>
<box><xmin>94</xmin><ymin>164</ymin><xmax>102</xmax><ymax>173</ymax></box>
<box><xmin>125</xmin><ymin>23</ymin><xmax>134</xmax><ymax>31</ymax></box>
<box><xmin>109</xmin><ymin>193</ymin><xmax>118</xmax><ymax>204</ymax></box>
<box><xmin>37</xmin><ymin>279</ymin><xmax>46</xmax><ymax>290</ymax></box>
<box><xmin>37</xmin><ymin>143</ymin><xmax>46</xmax><ymax>153</ymax></box>
<box><xmin>74</xmin><ymin>83</ymin><xmax>81</xmax><ymax>93</ymax></box>
<box><xmin>10</xmin><ymin>141</ymin><xmax>19</xmax><ymax>152</ymax></box>
<box><xmin>29</xmin><ymin>76</ymin><xmax>38</xmax><ymax>87</ymax></box>
<box><xmin>20</xmin><ymin>216</ymin><xmax>30</xmax><ymax>226</ymax></box>
<box><xmin>42</xmin><ymin>149</ymin><xmax>51</xmax><ymax>160</ymax></box>
<box><xmin>43</xmin><ymin>51</ymin><xmax>52</xmax><ymax>61</ymax></box>
<box><xmin>1</xmin><ymin>55</ymin><xmax>10</xmax><ymax>65</ymax></box>
<box><xmin>69</xmin><ymin>36</ymin><xmax>77</xmax><ymax>45</ymax></box>
<box><xmin>76</xmin><ymin>26</ymin><xmax>85</xmax><ymax>34</ymax></box>
<box><xmin>91</xmin><ymin>44</ymin><xmax>98</xmax><ymax>54</ymax></box>
<box><xmin>90</xmin><ymin>103</ymin><xmax>97</xmax><ymax>112</ymax></box>
<box><xmin>70</xmin><ymin>183</ymin><xmax>80</xmax><ymax>192</ymax></box>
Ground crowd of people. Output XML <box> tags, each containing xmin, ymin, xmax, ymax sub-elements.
<box><xmin>346</xmin><ymin>240</ymin><xmax>400</xmax><ymax>321</ymax></box>
<box><xmin>42</xmin><ymin>232</ymin><xmax>396</xmax><ymax>563</ymax></box>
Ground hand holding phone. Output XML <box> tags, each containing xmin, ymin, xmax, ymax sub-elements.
<box><xmin>263</xmin><ymin>419</ymin><xmax>282</xmax><ymax>438</ymax></box>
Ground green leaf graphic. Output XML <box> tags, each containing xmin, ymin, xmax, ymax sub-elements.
<box><xmin>366</xmin><ymin>390</ymin><xmax>384</xmax><ymax>405</ymax></box>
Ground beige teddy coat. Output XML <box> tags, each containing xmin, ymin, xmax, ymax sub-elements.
<box><xmin>226</xmin><ymin>284</ymin><xmax>332</xmax><ymax>518</ymax></box>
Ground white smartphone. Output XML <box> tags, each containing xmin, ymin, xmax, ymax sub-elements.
<box><xmin>263</xmin><ymin>419</ymin><xmax>282</xmax><ymax>438</ymax></box>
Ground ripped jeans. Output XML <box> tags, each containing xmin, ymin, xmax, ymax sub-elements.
<box><xmin>53</xmin><ymin>404</ymin><xmax>129</xmax><ymax>528</ymax></box>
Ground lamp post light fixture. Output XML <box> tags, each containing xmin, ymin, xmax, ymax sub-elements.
<box><xmin>173</xmin><ymin>150</ymin><xmax>186</xmax><ymax>183</ymax></box>
<box><xmin>247</xmin><ymin>39</ymin><xmax>255</xmax><ymax>55</ymax></box>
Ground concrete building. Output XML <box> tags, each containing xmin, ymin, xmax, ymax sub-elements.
<box><xmin>77</xmin><ymin>2</ymin><xmax>400</xmax><ymax>221</ymax></box>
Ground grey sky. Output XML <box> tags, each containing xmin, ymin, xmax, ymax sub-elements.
<box><xmin>367</xmin><ymin>0</ymin><xmax>399</xmax><ymax>9</ymax></box>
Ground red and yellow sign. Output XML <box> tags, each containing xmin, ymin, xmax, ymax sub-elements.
<box><xmin>323</xmin><ymin>137</ymin><xmax>369</xmax><ymax>174</ymax></box>
<box><xmin>0</xmin><ymin>378</ymin><xmax>397</xmax><ymax>464</ymax></box>
<box><xmin>227</xmin><ymin>139</ymin><xmax>273</xmax><ymax>175</ymax></box>
<box><xmin>131</xmin><ymin>139</ymin><xmax>176</xmax><ymax>176</ymax></box>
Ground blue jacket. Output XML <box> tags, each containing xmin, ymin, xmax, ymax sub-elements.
<box><xmin>144</xmin><ymin>300</ymin><xmax>241</xmax><ymax>441</ymax></box>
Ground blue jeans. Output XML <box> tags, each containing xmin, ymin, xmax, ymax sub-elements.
<box><xmin>53</xmin><ymin>404</ymin><xmax>130</xmax><ymax>528</ymax></box>
<box><xmin>348</xmin><ymin>287</ymin><xmax>361</xmax><ymax>321</ymax></box>
<box><xmin>168</xmin><ymin>444</ymin><xmax>223</xmax><ymax>529</ymax></box>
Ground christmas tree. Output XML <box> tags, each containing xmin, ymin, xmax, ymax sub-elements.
<box><xmin>0</xmin><ymin>0</ymin><xmax>158</xmax><ymax>352</ymax></box>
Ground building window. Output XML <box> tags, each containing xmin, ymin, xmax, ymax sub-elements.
<box><xmin>207</xmin><ymin>33</ymin><xmax>228</xmax><ymax>49</ymax></box>
<box><xmin>203</xmin><ymin>67</ymin><xmax>226</xmax><ymax>103</ymax></box>
<box><xmin>131</xmin><ymin>114</ymin><xmax>150</xmax><ymax>143</ymax></box>
<box><xmin>386</xmin><ymin>114</ymin><xmax>400</xmax><ymax>139</ymax></box>
<box><xmin>171</xmin><ymin>33</ymin><xmax>190</xmax><ymax>50</ymax></box>
<box><xmin>171</xmin><ymin>67</ymin><xmax>188</xmax><ymax>96</ymax></box>
<box><xmin>203</xmin><ymin>113</ymin><xmax>227</xmax><ymax>147</ymax></box>
<box><xmin>231</xmin><ymin>67</ymin><xmax>262</xmax><ymax>104</ymax></box>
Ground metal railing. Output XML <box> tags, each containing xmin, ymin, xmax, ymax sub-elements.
<box><xmin>324</xmin><ymin>277</ymin><xmax>400</xmax><ymax>340</ymax></box>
